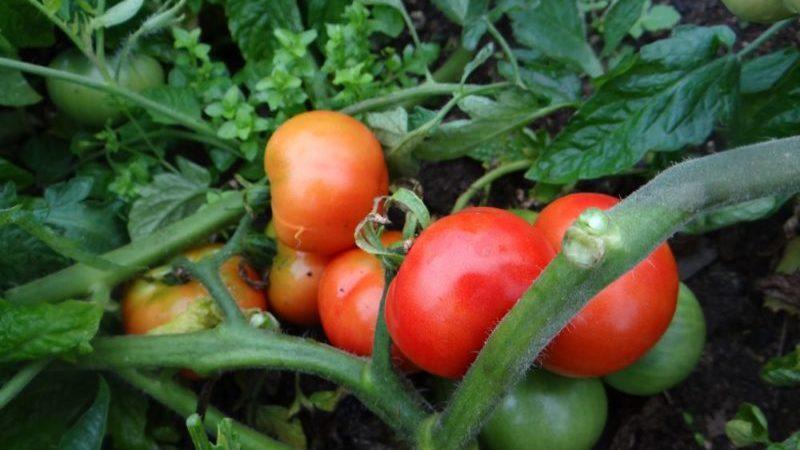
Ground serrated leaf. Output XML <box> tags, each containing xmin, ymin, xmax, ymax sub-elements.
<box><xmin>92</xmin><ymin>0</ymin><xmax>144</xmax><ymax>28</ymax></box>
<box><xmin>226</xmin><ymin>0</ymin><xmax>303</xmax><ymax>62</ymax></box>
<box><xmin>725</xmin><ymin>403</ymin><xmax>771</xmax><ymax>447</ymax></box>
<box><xmin>528</xmin><ymin>26</ymin><xmax>738</xmax><ymax>183</ymax></box>
<box><xmin>510</xmin><ymin>0</ymin><xmax>603</xmax><ymax>77</ymax></box>
<box><xmin>603</xmin><ymin>0</ymin><xmax>646</xmax><ymax>55</ymax></box>
<box><xmin>761</xmin><ymin>345</ymin><xmax>800</xmax><ymax>387</ymax></box>
<box><xmin>142</xmin><ymin>86</ymin><xmax>202</xmax><ymax>125</ymax></box>
<box><xmin>366</xmin><ymin>107</ymin><xmax>408</xmax><ymax>148</ymax></box>
<box><xmin>0</xmin><ymin>299</ymin><xmax>103</xmax><ymax>363</ymax></box>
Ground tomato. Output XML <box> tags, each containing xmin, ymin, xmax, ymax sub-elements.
<box><xmin>783</xmin><ymin>0</ymin><xmax>800</xmax><ymax>12</ymax></box>
<box><xmin>122</xmin><ymin>244</ymin><xmax>267</xmax><ymax>335</ymax></box>
<box><xmin>268</xmin><ymin>241</ymin><xmax>331</xmax><ymax>325</ymax></box>
<box><xmin>317</xmin><ymin>231</ymin><xmax>411</xmax><ymax>365</ymax></box>
<box><xmin>534</xmin><ymin>193</ymin><xmax>679</xmax><ymax>377</ymax></box>
<box><xmin>508</xmin><ymin>208</ymin><xmax>538</xmax><ymax>224</ymax></box>
<box><xmin>264</xmin><ymin>111</ymin><xmax>389</xmax><ymax>255</ymax></box>
<box><xmin>386</xmin><ymin>208</ymin><xmax>555</xmax><ymax>378</ymax></box>
<box><xmin>46</xmin><ymin>50</ymin><xmax>164</xmax><ymax>127</ymax></box>
<box><xmin>720</xmin><ymin>0</ymin><xmax>794</xmax><ymax>22</ymax></box>
<box><xmin>481</xmin><ymin>370</ymin><xmax>608</xmax><ymax>450</ymax></box>
<box><xmin>604</xmin><ymin>283</ymin><xmax>706</xmax><ymax>395</ymax></box>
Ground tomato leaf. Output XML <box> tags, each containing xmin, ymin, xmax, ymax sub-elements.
<box><xmin>500</xmin><ymin>52</ymin><xmax>582</xmax><ymax>103</ymax></box>
<box><xmin>107</xmin><ymin>380</ymin><xmax>157</xmax><ymax>450</ymax></box>
<box><xmin>761</xmin><ymin>345</ymin><xmax>800</xmax><ymax>387</ymax></box>
<box><xmin>682</xmin><ymin>195</ymin><xmax>790</xmax><ymax>234</ymax></box>
<box><xmin>431</xmin><ymin>0</ymin><xmax>489</xmax><ymax>50</ymax></box>
<box><xmin>0</xmin><ymin>157</ymin><xmax>33</xmax><ymax>189</ymax></box>
<box><xmin>91</xmin><ymin>0</ymin><xmax>144</xmax><ymax>28</ymax></box>
<box><xmin>527</xmin><ymin>26</ymin><xmax>738</xmax><ymax>183</ymax></box>
<box><xmin>254</xmin><ymin>405</ymin><xmax>306</xmax><ymax>449</ymax></box>
<box><xmin>0</xmin><ymin>45</ymin><xmax>41</xmax><ymax>106</ymax></box>
<box><xmin>141</xmin><ymin>86</ymin><xmax>202</xmax><ymax>125</ymax></box>
<box><xmin>0</xmin><ymin>0</ymin><xmax>55</xmax><ymax>48</ymax></box>
<box><xmin>56</xmin><ymin>378</ymin><xmax>110</xmax><ymax>450</ymax></box>
<box><xmin>740</xmin><ymin>48</ymin><xmax>799</xmax><ymax>95</ymax></box>
<box><xmin>225</xmin><ymin>0</ymin><xmax>303</xmax><ymax>62</ymax></box>
<box><xmin>0</xmin><ymin>299</ymin><xmax>103</xmax><ymax>363</ymax></box>
<box><xmin>725</xmin><ymin>403</ymin><xmax>771</xmax><ymax>447</ymax></box>
<box><xmin>602</xmin><ymin>0</ymin><xmax>646</xmax><ymax>56</ymax></box>
<box><xmin>510</xmin><ymin>0</ymin><xmax>603</xmax><ymax>78</ymax></box>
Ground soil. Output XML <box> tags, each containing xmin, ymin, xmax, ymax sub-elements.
<box><xmin>198</xmin><ymin>1</ymin><xmax>800</xmax><ymax>449</ymax></box>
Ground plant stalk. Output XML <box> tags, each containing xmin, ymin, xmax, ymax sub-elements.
<box><xmin>341</xmin><ymin>82</ymin><xmax>510</xmax><ymax>115</ymax></box>
<box><xmin>451</xmin><ymin>160</ymin><xmax>532</xmax><ymax>213</ymax></box>
<box><xmin>737</xmin><ymin>19</ymin><xmax>794</xmax><ymax>59</ymax></box>
<box><xmin>0</xmin><ymin>360</ymin><xmax>48</xmax><ymax>410</ymax></box>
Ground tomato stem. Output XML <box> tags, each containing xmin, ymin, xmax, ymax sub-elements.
<box><xmin>0</xmin><ymin>359</ymin><xmax>49</xmax><ymax>410</ymax></box>
<box><xmin>737</xmin><ymin>19</ymin><xmax>794</xmax><ymax>59</ymax></box>
<box><xmin>451</xmin><ymin>160</ymin><xmax>531</xmax><ymax>213</ymax></box>
<box><xmin>340</xmin><ymin>81</ymin><xmax>510</xmax><ymax>115</ymax></box>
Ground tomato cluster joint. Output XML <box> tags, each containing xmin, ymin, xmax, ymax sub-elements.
<box><xmin>562</xmin><ymin>208</ymin><xmax>618</xmax><ymax>269</ymax></box>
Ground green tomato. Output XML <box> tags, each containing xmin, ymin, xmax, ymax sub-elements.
<box><xmin>720</xmin><ymin>0</ymin><xmax>794</xmax><ymax>23</ymax></box>
<box><xmin>46</xmin><ymin>50</ymin><xmax>164</xmax><ymax>127</ymax></box>
<box><xmin>481</xmin><ymin>370</ymin><xmax>607</xmax><ymax>450</ymax></box>
<box><xmin>604</xmin><ymin>283</ymin><xmax>706</xmax><ymax>396</ymax></box>
<box><xmin>508</xmin><ymin>208</ymin><xmax>538</xmax><ymax>225</ymax></box>
<box><xmin>784</xmin><ymin>0</ymin><xmax>800</xmax><ymax>12</ymax></box>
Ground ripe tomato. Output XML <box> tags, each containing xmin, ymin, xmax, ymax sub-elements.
<box><xmin>481</xmin><ymin>370</ymin><xmax>607</xmax><ymax>450</ymax></box>
<box><xmin>721</xmin><ymin>0</ymin><xmax>794</xmax><ymax>22</ymax></box>
<box><xmin>317</xmin><ymin>231</ymin><xmax>412</xmax><ymax>366</ymax></box>
<box><xmin>604</xmin><ymin>283</ymin><xmax>706</xmax><ymax>395</ymax></box>
<box><xmin>122</xmin><ymin>244</ymin><xmax>267</xmax><ymax>335</ymax></box>
<box><xmin>264</xmin><ymin>111</ymin><xmax>389</xmax><ymax>255</ymax></box>
<box><xmin>534</xmin><ymin>192</ymin><xmax>679</xmax><ymax>377</ymax></box>
<box><xmin>268</xmin><ymin>241</ymin><xmax>331</xmax><ymax>326</ymax></box>
<box><xmin>386</xmin><ymin>208</ymin><xmax>555</xmax><ymax>378</ymax></box>
<box><xmin>46</xmin><ymin>50</ymin><xmax>164</xmax><ymax>127</ymax></box>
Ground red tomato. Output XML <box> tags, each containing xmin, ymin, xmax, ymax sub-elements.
<box><xmin>265</xmin><ymin>111</ymin><xmax>389</xmax><ymax>255</ymax></box>
<box><xmin>268</xmin><ymin>241</ymin><xmax>331</xmax><ymax>326</ymax></box>
<box><xmin>534</xmin><ymin>193</ymin><xmax>679</xmax><ymax>377</ymax></box>
<box><xmin>386</xmin><ymin>208</ymin><xmax>555</xmax><ymax>378</ymax></box>
<box><xmin>122</xmin><ymin>244</ymin><xmax>267</xmax><ymax>335</ymax></box>
<box><xmin>318</xmin><ymin>231</ymin><xmax>411</xmax><ymax>367</ymax></box>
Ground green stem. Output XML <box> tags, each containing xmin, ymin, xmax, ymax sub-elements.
<box><xmin>116</xmin><ymin>369</ymin><xmax>290</xmax><ymax>450</ymax></box>
<box><xmin>0</xmin><ymin>360</ymin><xmax>48</xmax><ymax>410</ymax></box>
<box><xmin>369</xmin><ymin>269</ymin><xmax>397</xmax><ymax>374</ymax></box>
<box><xmin>79</xmin><ymin>325</ymin><xmax>429</xmax><ymax>440</ymax></box>
<box><xmin>432</xmin><ymin>47</ymin><xmax>474</xmax><ymax>83</ymax></box>
<box><xmin>425</xmin><ymin>136</ymin><xmax>800</xmax><ymax>450</ymax></box>
<box><xmin>340</xmin><ymin>82</ymin><xmax>510</xmax><ymax>115</ymax></box>
<box><xmin>486</xmin><ymin>21</ymin><xmax>522</xmax><ymax>88</ymax></box>
<box><xmin>0</xmin><ymin>57</ymin><xmax>228</xmax><ymax>148</ymax></box>
<box><xmin>737</xmin><ymin>19</ymin><xmax>794</xmax><ymax>59</ymax></box>
<box><xmin>451</xmin><ymin>160</ymin><xmax>531</xmax><ymax>213</ymax></box>
<box><xmin>4</xmin><ymin>190</ymin><xmax>249</xmax><ymax>304</ymax></box>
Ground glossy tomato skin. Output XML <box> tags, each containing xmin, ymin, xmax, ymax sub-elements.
<box><xmin>481</xmin><ymin>370</ymin><xmax>607</xmax><ymax>450</ymax></box>
<box><xmin>386</xmin><ymin>208</ymin><xmax>555</xmax><ymax>378</ymax></box>
<box><xmin>47</xmin><ymin>50</ymin><xmax>164</xmax><ymax>127</ymax></box>
<box><xmin>604</xmin><ymin>283</ymin><xmax>706</xmax><ymax>395</ymax></box>
<box><xmin>318</xmin><ymin>232</ymin><xmax>410</xmax><ymax>364</ymax></box>
<box><xmin>265</xmin><ymin>111</ymin><xmax>388</xmax><ymax>255</ymax></box>
<box><xmin>268</xmin><ymin>241</ymin><xmax>331</xmax><ymax>325</ymax></box>
<box><xmin>122</xmin><ymin>244</ymin><xmax>267</xmax><ymax>335</ymax></box>
<box><xmin>721</xmin><ymin>0</ymin><xmax>793</xmax><ymax>23</ymax></box>
<box><xmin>534</xmin><ymin>193</ymin><xmax>679</xmax><ymax>377</ymax></box>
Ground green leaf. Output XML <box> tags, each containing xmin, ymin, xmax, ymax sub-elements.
<box><xmin>254</xmin><ymin>405</ymin><xmax>306</xmax><ymax>449</ymax></box>
<box><xmin>602</xmin><ymin>0</ymin><xmax>646</xmax><ymax>55</ymax></box>
<box><xmin>0</xmin><ymin>66</ymin><xmax>41</xmax><ymax>106</ymax></box>
<box><xmin>57</xmin><ymin>378</ymin><xmax>110</xmax><ymax>450</ymax></box>
<box><xmin>366</xmin><ymin>107</ymin><xmax>409</xmax><ymax>148</ymax></box>
<box><xmin>740</xmin><ymin>48</ymin><xmax>799</xmax><ymax>94</ymax></box>
<box><xmin>92</xmin><ymin>0</ymin><xmax>144</xmax><ymax>28</ymax></box>
<box><xmin>0</xmin><ymin>0</ymin><xmax>55</xmax><ymax>48</ymax></box>
<box><xmin>682</xmin><ymin>195</ymin><xmax>789</xmax><ymax>234</ymax></box>
<box><xmin>0</xmin><ymin>299</ymin><xmax>103</xmax><ymax>363</ymax></box>
<box><xmin>0</xmin><ymin>157</ymin><xmax>33</xmax><ymax>189</ymax></box>
<box><xmin>510</xmin><ymin>0</ymin><xmax>603</xmax><ymax>77</ymax></box>
<box><xmin>142</xmin><ymin>86</ymin><xmax>202</xmax><ymax>125</ymax></box>
<box><xmin>528</xmin><ymin>26</ymin><xmax>738</xmax><ymax>183</ymax></box>
<box><xmin>502</xmin><ymin>51</ymin><xmax>582</xmax><ymax>103</ymax></box>
<box><xmin>761</xmin><ymin>345</ymin><xmax>800</xmax><ymax>387</ymax></box>
<box><xmin>226</xmin><ymin>0</ymin><xmax>303</xmax><ymax>61</ymax></box>
<box><xmin>640</xmin><ymin>4</ymin><xmax>680</xmax><ymax>32</ymax></box>
<box><xmin>725</xmin><ymin>403</ymin><xmax>771</xmax><ymax>447</ymax></box>
<box><xmin>307</xmin><ymin>389</ymin><xmax>346</xmax><ymax>412</ymax></box>
<box><xmin>107</xmin><ymin>380</ymin><xmax>157</xmax><ymax>450</ymax></box>
<box><xmin>21</xmin><ymin>135</ymin><xmax>75</xmax><ymax>186</ymax></box>
<box><xmin>127</xmin><ymin>158</ymin><xmax>213</xmax><ymax>241</ymax></box>
<box><xmin>460</xmin><ymin>43</ymin><xmax>494</xmax><ymax>84</ymax></box>
<box><xmin>430</xmin><ymin>0</ymin><xmax>489</xmax><ymax>49</ymax></box>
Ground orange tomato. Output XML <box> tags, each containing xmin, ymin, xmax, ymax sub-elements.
<box><xmin>265</xmin><ymin>111</ymin><xmax>389</xmax><ymax>255</ymax></box>
<box><xmin>268</xmin><ymin>241</ymin><xmax>331</xmax><ymax>325</ymax></box>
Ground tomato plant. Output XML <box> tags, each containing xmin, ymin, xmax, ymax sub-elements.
<box><xmin>122</xmin><ymin>244</ymin><xmax>266</xmax><ymax>335</ymax></box>
<box><xmin>533</xmin><ymin>193</ymin><xmax>680</xmax><ymax>377</ymax></box>
<box><xmin>481</xmin><ymin>370</ymin><xmax>608</xmax><ymax>450</ymax></box>
<box><xmin>46</xmin><ymin>50</ymin><xmax>164</xmax><ymax>127</ymax></box>
<box><xmin>604</xmin><ymin>283</ymin><xmax>706</xmax><ymax>395</ymax></box>
<box><xmin>386</xmin><ymin>208</ymin><xmax>555</xmax><ymax>378</ymax></box>
<box><xmin>265</xmin><ymin>110</ymin><xmax>389</xmax><ymax>255</ymax></box>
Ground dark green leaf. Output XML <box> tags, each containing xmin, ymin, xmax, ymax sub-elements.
<box><xmin>142</xmin><ymin>86</ymin><xmax>202</xmax><ymax>125</ymax></box>
<box><xmin>254</xmin><ymin>405</ymin><xmax>306</xmax><ymax>449</ymax></box>
<box><xmin>431</xmin><ymin>0</ymin><xmax>489</xmax><ymax>49</ymax></box>
<box><xmin>0</xmin><ymin>299</ymin><xmax>103</xmax><ymax>363</ymax></box>
<box><xmin>460</xmin><ymin>43</ymin><xmax>494</xmax><ymax>84</ymax></box>
<box><xmin>731</xmin><ymin>61</ymin><xmax>800</xmax><ymax>145</ymax></box>
<box><xmin>500</xmin><ymin>58</ymin><xmax>582</xmax><ymax>103</ymax></box>
<box><xmin>21</xmin><ymin>135</ymin><xmax>74</xmax><ymax>186</ymax></box>
<box><xmin>725</xmin><ymin>403</ymin><xmax>771</xmax><ymax>447</ymax></box>
<box><xmin>305</xmin><ymin>0</ymin><xmax>348</xmax><ymax>44</ymax></box>
<box><xmin>226</xmin><ymin>0</ymin><xmax>303</xmax><ymax>61</ymax></box>
<box><xmin>57</xmin><ymin>378</ymin><xmax>110</xmax><ymax>450</ymax></box>
<box><xmin>510</xmin><ymin>0</ymin><xmax>603</xmax><ymax>77</ymax></box>
<box><xmin>741</xmin><ymin>48</ymin><xmax>799</xmax><ymax>95</ymax></box>
<box><xmin>0</xmin><ymin>0</ymin><xmax>55</xmax><ymax>48</ymax></box>
<box><xmin>0</xmin><ymin>157</ymin><xmax>34</xmax><ymax>188</ymax></box>
<box><xmin>0</xmin><ymin>66</ymin><xmax>41</xmax><ymax>106</ymax></box>
<box><xmin>107</xmin><ymin>380</ymin><xmax>157</xmax><ymax>450</ymax></box>
<box><xmin>761</xmin><ymin>345</ymin><xmax>800</xmax><ymax>387</ymax></box>
<box><xmin>682</xmin><ymin>195</ymin><xmax>789</xmax><ymax>234</ymax></box>
<box><xmin>603</xmin><ymin>0</ymin><xmax>646</xmax><ymax>55</ymax></box>
<box><xmin>528</xmin><ymin>26</ymin><xmax>738</xmax><ymax>183</ymax></box>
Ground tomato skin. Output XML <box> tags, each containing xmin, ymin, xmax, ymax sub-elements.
<box><xmin>604</xmin><ymin>283</ymin><xmax>706</xmax><ymax>395</ymax></box>
<box><xmin>268</xmin><ymin>241</ymin><xmax>330</xmax><ymax>325</ymax></box>
<box><xmin>534</xmin><ymin>193</ymin><xmax>679</xmax><ymax>377</ymax></box>
<box><xmin>265</xmin><ymin>111</ymin><xmax>389</xmax><ymax>255</ymax></box>
<box><xmin>46</xmin><ymin>50</ymin><xmax>164</xmax><ymax>127</ymax></box>
<box><xmin>721</xmin><ymin>0</ymin><xmax>794</xmax><ymax>23</ymax></box>
<box><xmin>481</xmin><ymin>370</ymin><xmax>608</xmax><ymax>450</ymax></box>
<box><xmin>122</xmin><ymin>244</ymin><xmax>267</xmax><ymax>335</ymax></box>
<box><xmin>386</xmin><ymin>208</ymin><xmax>555</xmax><ymax>378</ymax></box>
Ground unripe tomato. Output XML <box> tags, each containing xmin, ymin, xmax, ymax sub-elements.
<box><xmin>386</xmin><ymin>208</ymin><xmax>555</xmax><ymax>378</ymax></box>
<box><xmin>265</xmin><ymin>111</ymin><xmax>389</xmax><ymax>255</ymax></box>
<box><xmin>534</xmin><ymin>193</ymin><xmax>679</xmax><ymax>377</ymax></box>
<box><xmin>122</xmin><ymin>244</ymin><xmax>267</xmax><ymax>335</ymax></box>
<box><xmin>720</xmin><ymin>0</ymin><xmax>794</xmax><ymax>22</ymax></box>
<box><xmin>604</xmin><ymin>283</ymin><xmax>706</xmax><ymax>395</ymax></box>
<box><xmin>481</xmin><ymin>370</ymin><xmax>608</xmax><ymax>450</ymax></box>
<box><xmin>268</xmin><ymin>241</ymin><xmax>331</xmax><ymax>326</ymax></box>
<box><xmin>46</xmin><ymin>50</ymin><xmax>164</xmax><ymax>127</ymax></box>
<box><xmin>784</xmin><ymin>0</ymin><xmax>800</xmax><ymax>12</ymax></box>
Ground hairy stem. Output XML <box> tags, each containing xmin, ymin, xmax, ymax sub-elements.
<box><xmin>340</xmin><ymin>82</ymin><xmax>509</xmax><ymax>115</ymax></box>
<box><xmin>737</xmin><ymin>19</ymin><xmax>794</xmax><ymax>59</ymax></box>
<box><xmin>424</xmin><ymin>136</ymin><xmax>800</xmax><ymax>450</ymax></box>
<box><xmin>451</xmin><ymin>160</ymin><xmax>532</xmax><ymax>213</ymax></box>
<box><xmin>0</xmin><ymin>360</ymin><xmax>48</xmax><ymax>410</ymax></box>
